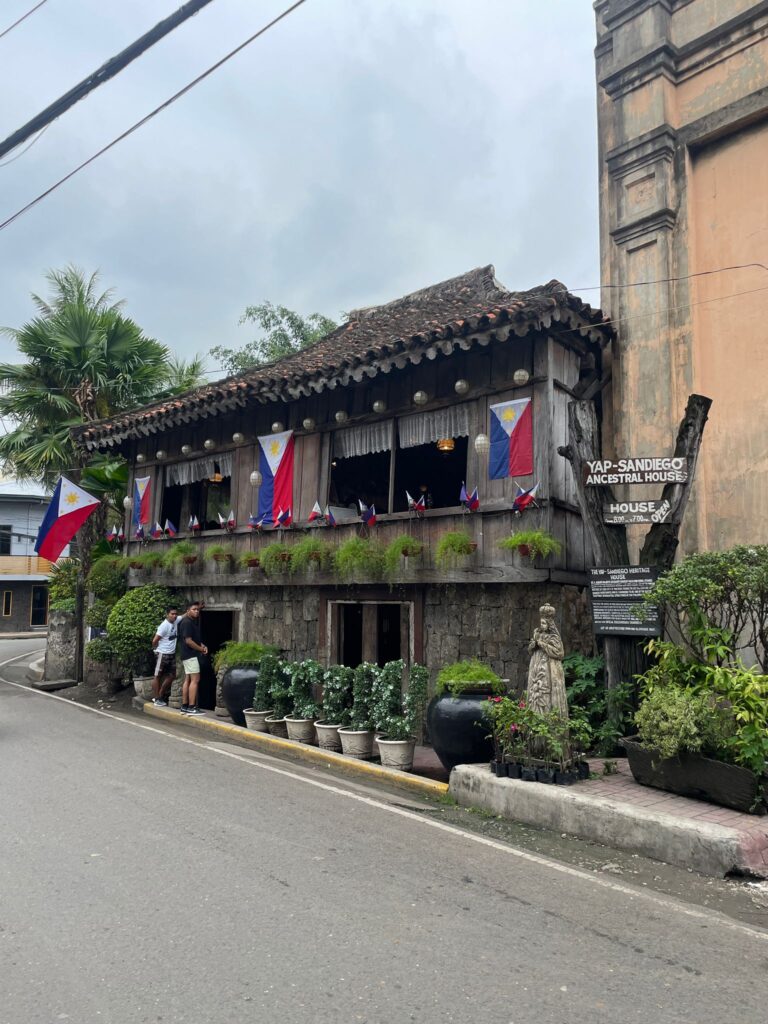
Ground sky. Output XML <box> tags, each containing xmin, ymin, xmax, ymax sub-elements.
<box><xmin>0</xmin><ymin>0</ymin><xmax>601</xmax><ymax>375</ymax></box>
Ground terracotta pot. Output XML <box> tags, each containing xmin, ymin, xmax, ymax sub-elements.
<box><xmin>285</xmin><ymin>717</ymin><xmax>316</xmax><ymax>744</ymax></box>
<box><xmin>243</xmin><ymin>708</ymin><xmax>272</xmax><ymax>732</ymax></box>
<box><xmin>315</xmin><ymin>721</ymin><xmax>342</xmax><ymax>751</ymax></box>
<box><xmin>517</xmin><ymin>544</ymin><xmax>531</xmax><ymax>557</ymax></box>
<box><xmin>376</xmin><ymin>736</ymin><xmax>416</xmax><ymax>772</ymax></box>
<box><xmin>264</xmin><ymin>715</ymin><xmax>289</xmax><ymax>738</ymax></box>
<box><xmin>338</xmin><ymin>728</ymin><xmax>375</xmax><ymax>759</ymax></box>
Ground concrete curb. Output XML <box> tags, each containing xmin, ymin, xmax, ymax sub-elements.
<box><xmin>143</xmin><ymin>703</ymin><xmax>449</xmax><ymax>801</ymax></box>
<box><xmin>450</xmin><ymin>764</ymin><xmax>766</xmax><ymax>878</ymax></box>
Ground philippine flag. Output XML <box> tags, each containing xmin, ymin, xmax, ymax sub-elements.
<box><xmin>308</xmin><ymin>501</ymin><xmax>323</xmax><ymax>523</ymax></box>
<box><xmin>164</xmin><ymin>519</ymin><xmax>178</xmax><ymax>537</ymax></box>
<box><xmin>248</xmin><ymin>514</ymin><xmax>264</xmax><ymax>530</ymax></box>
<box><xmin>133</xmin><ymin>476</ymin><xmax>151</xmax><ymax>530</ymax></box>
<box><xmin>359</xmin><ymin>500</ymin><xmax>377</xmax><ymax>527</ymax></box>
<box><xmin>466</xmin><ymin>486</ymin><xmax>480</xmax><ymax>512</ymax></box>
<box><xmin>188</xmin><ymin>514</ymin><xmax>201</xmax><ymax>532</ymax></box>
<box><xmin>106</xmin><ymin>524</ymin><xmax>118</xmax><ymax>542</ymax></box>
<box><xmin>276</xmin><ymin>506</ymin><xmax>292</xmax><ymax>527</ymax></box>
<box><xmin>257</xmin><ymin>430</ymin><xmax>294</xmax><ymax>526</ymax></box>
<box><xmin>150</xmin><ymin>522</ymin><xmax>163</xmax><ymax>539</ymax></box>
<box><xmin>489</xmin><ymin>398</ymin><xmax>533</xmax><ymax>480</ymax></box>
<box><xmin>325</xmin><ymin>506</ymin><xmax>337</xmax><ymax>528</ymax></box>
<box><xmin>512</xmin><ymin>482</ymin><xmax>539</xmax><ymax>512</ymax></box>
<box><xmin>34</xmin><ymin>477</ymin><xmax>100</xmax><ymax>563</ymax></box>
<box><xmin>117</xmin><ymin>525</ymin><xmax>125</xmax><ymax>543</ymax></box>
<box><xmin>227</xmin><ymin>510</ymin><xmax>236</xmax><ymax>529</ymax></box>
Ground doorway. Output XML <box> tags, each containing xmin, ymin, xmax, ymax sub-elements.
<box><xmin>198</xmin><ymin>609</ymin><xmax>234</xmax><ymax>710</ymax></box>
<box><xmin>332</xmin><ymin>601</ymin><xmax>411</xmax><ymax>668</ymax></box>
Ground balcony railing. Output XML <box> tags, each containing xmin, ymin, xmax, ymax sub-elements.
<box><xmin>0</xmin><ymin>555</ymin><xmax>54</xmax><ymax>576</ymax></box>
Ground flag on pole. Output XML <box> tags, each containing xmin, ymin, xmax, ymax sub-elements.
<box><xmin>188</xmin><ymin>515</ymin><xmax>200</xmax><ymax>532</ymax></box>
<box><xmin>489</xmin><ymin>398</ymin><xmax>533</xmax><ymax>479</ymax></box>
<box><xmin>34</xmin><ymin>477</ymin><xmax>100</xmax><ymax>563</ymax></box>
<box><xmin>308</xmin><ymin>501</ymin><xmax>323</xmax><ymax>523</ymax></box>
<box><xmin>164</xmin><ymin>519</ymin><xmax>178</xmax><ymax>537</ymax></box>
<box><xmin>135</xmin><ymin>523</ymin><xmax>145</xmax><ymax>541</ymax></box>
<box><xmin>217</xmin><ymin>512</ymin><xmax>227</xmax><ymax>529</ymax></box>
<box><xmin>248</xmin><ymin>514</ymin><xmax>265</xmax><ymax>530</ymax></box>
<box><xmin>325</xmin><ymin>506</ymin><xmax>337</xmax><ymax>528</ymax></box>
<box><xmin>460</xmin><ymin>483</ymin><xmax>480</xmax><ymax>511</ymax></box>
<box><xmin>256</xmin><ymin>430</ymin><xmax>294</xmax><ymax>526</ymax></box>
<box><xmin>106</xmin><ymin>524</ymin><xmax>118</xmax><ymax>542</ymax></box>
<box><xmin>133</xmin><ymin>475</ymin><xmax>151</xmax><ymax>530</ymax></box>
<box><xmin>359</xmin><ymin>500</ymin><xmax>377</xmax><ymax>527</ymax></box>
<box><xmin>150</xmin><ymin>522</ymin><xmax>163</xmax><ymax>539</ymax></box>
<box><xmin>117</xmin><ymin>525</ymin><xmax>125</xmax><ymax>543</ymax></box>
<box><xmin>276</xmin><ymin>506</ymin><xmax>292</xmax><ymax>527</ymax></box>
<box><xmin>512</xmin><ymin>482</ymin><xmax>539</xmax><ymax>512</ymax></box>
<box><xmin>406</xmin><ymin>491</ymin><xmax>425</xmax><ymax>514</ymax></box>
<box><xmin>227</xmin><ymin>510</ymin><xmax>236</xmax><ymax>530</ymax></box>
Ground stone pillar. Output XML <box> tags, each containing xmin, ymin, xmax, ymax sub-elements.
<box><xmin>44</xmin><ymin>610</ymin><xmax>77</xmax><ymax>681</ymax></box>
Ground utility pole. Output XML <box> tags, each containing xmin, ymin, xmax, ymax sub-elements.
<box><xmin>0</xmin><ymin>0</ymin><xmax>216</xmax><ymax>161</ymax></box>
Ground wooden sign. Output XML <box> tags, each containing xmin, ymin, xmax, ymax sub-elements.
<box><xmin>588</xmin><ymin>566</ymin><xmax>661</xmax><ymax>636</ymax></box>
<box><xmin>603</xmin><ymin>499</ymin><xmax>672</xmax><ymax>525</ymax></box>
<box><xmin>584</xmin><ymin>458</ymin><xmax>688</xmax><ymax>486</ymax></box>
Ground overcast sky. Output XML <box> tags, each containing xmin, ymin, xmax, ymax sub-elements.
<box><xmin>0</xmin><ymin>0</ymin><xmax>600</xmax><ymax>374</ymax></box>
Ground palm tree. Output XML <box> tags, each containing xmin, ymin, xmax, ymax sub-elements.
<box><xmin>0</xmin><ymin>267</ymin><xmax>206</xmax><ymax>484</ymax></box>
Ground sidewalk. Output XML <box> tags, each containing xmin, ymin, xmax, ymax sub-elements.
<box><xmin>450</xmin><ymin>759</ymin><xmax>768</xmax><ymax>879</ymax></box>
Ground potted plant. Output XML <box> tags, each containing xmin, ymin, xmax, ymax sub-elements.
<box><xmin>262</xmin><ymin>654</ymin><xmax>292</xmax><ymax>737</ymax></box>
<box><xmin>260</xmin><ymin>542</ymin><xmax>294</xmax><ymax>577</ymax></box>
<box><xmin>374</xmin><ymin>663</ymin><xmax>429</xmax><ymax>771</ymax></box>
<box><xmin>383</xmin><ymin>535</ymin><xmax>424</xmax><ymax>583</ymax></box>
<box><xmin>316</xmin><ymin>664</ymin><xmax>354</xmax><ymax>751</ymax></box>
<box><xmin>290</xmin><ymin>536</ymin><xmax>333</xmax><ymax>575</ymax></box>
<box><xmin>434</xmin><ymin>530</ymin><xmax>477</xmax><ymax>569</ymax></box>
<box><xmin>333</xmin><ymin>537</ymin><xmax>384</xmax><ymax>583</ymax></box>
<box><xmin>239</xmin><ymin>551</ymin><xmax>261</xmax><ymax>572</ymax></box>
<box><xmin>339</xmin><ymin>662</ymin><xmax>378</xmax><ymax>758</ymax></box>
<box><xmin>499</xmin><ymin>529</ymin><xmax>561</xmax><ymax>560</ymax></box>
<box><xmin>285</xmin><ymin>659</ymin><xmax>323</xmax><ymax>743</ymax></box>
<box><xmin>427</xmin><ymin>659</ymin><xmax>505</xmax><ymax>772</ymax></box>
<box><xmin>164</xmin><ymin>540</ymin><xmax>198</xmax><ymax>575</ymax></box>
<box><xmin>105</xmin><ymin>583</ymin><xmax>181</xmax><ymax>695</ymax></box>
<box><xmin>214</xmin><ymin>641</ymin><xmax>278</xmax><ymax>727</ymax></box>
<box><xmin>206</xmin><ymin>542</ymin><xmax>235</xmax><ymax>573</ymax></box>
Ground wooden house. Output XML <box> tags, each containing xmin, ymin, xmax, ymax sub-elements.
<box><xmin>76</xmin><ymin>266</ymin><xmax>614</xmax><ymax>706</ymax></box>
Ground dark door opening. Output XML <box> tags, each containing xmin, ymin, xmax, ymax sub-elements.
<box><xmin>30</xmin><ymin>585</ymin><xmax>49</xmax><ymax>627</ymax></box>
<box><xmin>393</xmin><ymin>436</ymin><xmax>468</xmax><ymax>511</ymax></box>
<box><xmin>198</xmin><ymin>610</ymin><xmax>234</xmax><ymax>710</ymax></box>
<box><xmin>339</xmin><ymin>603</ymin><xmax>363</xmax><ymax>668</ymax></box>
<box><xmin>377</xmin><ymin>604</ymin><xmax>401</xmax><ymax>666</ymax></box>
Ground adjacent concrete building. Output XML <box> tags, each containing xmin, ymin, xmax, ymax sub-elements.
<box><xmin>0</xmin><ymin>478</ymin><xmax>51</xmax><ymax>633</ymax></box>
<box><xmin>595</xmin><ymin>0</ymin><xmax>768</xmax><ymax>553</ymax></box>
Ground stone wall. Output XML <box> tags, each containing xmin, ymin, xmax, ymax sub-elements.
<box><xmin>244</xmin><ymin>587</ymin><xmax>320</xmax><ymax>659</ymax></box>
<box><xmin>44</xmin><ymin>609</ymin><xmax>77</xmax><ymax>681</ymax></box>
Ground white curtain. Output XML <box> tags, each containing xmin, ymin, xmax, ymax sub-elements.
<box><xmin>165</xmin><ymin>451</ymin><xmax>233</xmax><ymax>487</ymax></box>
<box><xmin>398</xmin><ymin>404</ymin><xmax>471</xmax><ymax>449</ymax></box>
<box><xmin>334</xmin><ymin>421</ymin><xmax>392</xmax><ymax>459</ymax></box>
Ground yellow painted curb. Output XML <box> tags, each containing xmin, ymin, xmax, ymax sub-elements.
<box><xmin>143</xmin><ymin>703</ymin><xmax>449</xmax><ymax>799</ymax></box>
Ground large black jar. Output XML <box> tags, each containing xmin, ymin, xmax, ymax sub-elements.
<box><xmin>427</xmin><ymin>691</ymin><xmax>494</xmax><ymax>773</ymax></box>
<box><xmin>221</xmin><ymin>665</ymin><xmax>261</xmax><ymax>727</ymax></box>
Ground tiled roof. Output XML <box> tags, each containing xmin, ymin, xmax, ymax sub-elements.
<box><xmin>77</xmin><ymin>265</ymin><xmax>613</xmax><ymax>449</ymax></box>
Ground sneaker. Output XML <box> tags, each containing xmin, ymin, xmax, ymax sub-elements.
<box><xmin>152</xmin><ymin>698</ymin><xmax>168</xmax><ymax>707</ymax></box>
<box><xmin>187</xmin><ymin>706</ymin><xmax>205</xmax><ymax>716</ymax></box>
<box><xmin>179</xmin><ymin>704</ymin><xmax>190</xmax><ymax>714</ymax></box>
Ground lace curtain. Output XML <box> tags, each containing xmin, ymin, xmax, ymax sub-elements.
<box><xmin>165</xmin><ymin>451</ymin><xmax>233</xmax><ymax>487</ymax></box>
<box><xmin>333</xmin><ymin>421</ymin><xmax>393</xmax><ymax>459</ymax></box>
<box><xmin>397</xmin><ymin>404</ymin><xmax>471</xmax><ymax>449</ymax></box>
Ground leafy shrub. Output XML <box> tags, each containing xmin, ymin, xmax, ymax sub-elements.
<box><xmin>106</xmin><ymin>584</ymin><xmax>180</xmax><ymax>675</ymax></box>
<box><xmin>434</xmin><ymin>531</ymin><xmax>475</xmax><ymax>568</ymax></box>
<box><xmin>84</xmin><ymin>636</ymin><xmax>115</xmax><ymax>664</ymax></box>
<box><xmin>375</xmin><ymin>663</ymin><xmax>429</xmax><ymax>741</ymax></box>
<box><xmin>435</xmin><ymin>659</ymin><xmax>503</xmax><ymax>697</ymax></box>
<box><xmin>288</xmin><ymin>659</ymin><xmax>324</xmax><ymax>718</ymax></box>
<box><xmin>564</xmin><ymin>653</ymin><xmax>633</xmax><ymax>756</ymax></box>
<box><xmin>260</xmin><ymin>654</ymin><xmax>292</xmax><ymax>718</ymax></box>
<box><xmin>213</xmin><ymin>641</ymin><xmax>278</xmax><ymax>674</ymax></box>
<box><xmin>499</xmin><ymin>529</ymin><xmax>561</xmax><ymax>559</ymax></box>
<box><xmin>383</xmin><ymin>535</ymin><xmax>424</xmax><ymax>582</ymax></box>
<box><xmin>333</xmin><ymin>538</ymin><xmax>383</xmax><ymax>581</ymax></box>
<box><xmin>85</xmin><ymin>599</ymin><xmax>113</xmax><ymax>630</ymax></box>
<box><xmin>48</xmin><ymin>558</ymin><xmax>79</xmax><ymax>610</ymax></box>
<box><xmin>290</xmin><ymin>536</ymin><xmax>333</xmax><ymax>574</ymax></box>
<box><xmin>633</xmin><ymin>684</ymin><xmax>733</xmax><ymax>762</ymax></box>
<box><xmin>260</xmin><ymin>543</ymin><xmax>293</xmax><ymax>577</ymax></box>
<box><xmin>86</xmin><ymin>555</ymin><xmax>127</xmax><ymax>600</ymax></box>
<box><xmin>345</xmin><ymin>662</ymin><xmax>378</xmax><ymax>730</ymax></box>
<box><xmin>484</xmin><ymin>697</ymin><xmax>592</xmax><ymax>770</ymax></box>
<box><xmin>321</xmin><ymin>665</ymin><xmax>354</xmax><ymax>724</ymax></box>
<box><xmin>371</xmin><ymin>659</ymin><xmax>405</xmax><ymax>732</ymax></box>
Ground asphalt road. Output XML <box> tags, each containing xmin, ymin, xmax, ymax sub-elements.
<box><xmin>2</xmin><ymin>640</ymin><xmax>768</xmax><ymax>1024</ymax></box>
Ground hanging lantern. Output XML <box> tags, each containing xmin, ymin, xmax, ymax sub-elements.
<box><xmin>302</xmin><ymin>417</ymin><xmax>315</xmax><ymax>431</ymax></box>
<box><xmin>513</xmin><ymin>368</ymin><xmax>530</xmax><ymax>386</ymax></box>
<box><xmin>454</xmin><ymin>379</ymin><xmax>470</xmax><ymax>395</ymax></box>
<box><xmin>474</xmin><ymin>433</ymin><xmax>491</xmax><ymax>456</ymax></box>
<box><xmin>232</xmin><ymin>432</ymin><xmax>245</xmax><ymax>444</ymax></box>
<box><xmin>122</xmin><ymin>495</ymin><xmax>132</xmax><ymax>510</ymax></box>
<box><xmin>135</xmin><ymin>453</ymin><xmax>146</xmax><ymax>464</ymax></box>
<box><xmin>156</xmin><ymin>450</ymin><xmax>166</xmax><ymax>460</ymax></box>
<box><xmin>203</xmin><ymin>438</ymin><xmax>216</xmax><ymax>451</ymax></box>
<box><xmin>181</xmin><ymin>444</ymin><xmax>192</xmax><ymax>456</ymax></box>
<box><xmin>372</xmin><ymin>399</ymin><xmax>386</xmax><ymax>414</ymax></box>
<box><xmin>335</xmin><ymin>410</ymin><xmax>348</xmax><ymax>424</ymax></box>
<box><xmin>271</xmin><ymin>421</ymin><xmax>284</xmax><ymax>433</ymax></box>
<box><xmin>209</xmin><ymin>471</ymin><xmax>223</xmax><ymax>484</ymax></box>
<box><xmin>413</xmin><ymin>390</ymin><xmax>428</xmax><ymax>406</ymax></box>
<box><xmin>436</xmin><ymin>438</ymin><xmax>455</xmax><ymax>453</ymax></box>
<box><xmin>249</xmin><ymin>470</ymin><xmax>262</xmax><ymax>487</ymax></box>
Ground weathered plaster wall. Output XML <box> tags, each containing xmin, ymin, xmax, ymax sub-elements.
<box><xmin>595</xmin><ymin>0</ymin><xmax>768</xmax><ymax>555</ymax></box>
<box><xmin>45</xmin><ymin>610</ymin><xmax>77</xmax><ymax>681</ymax></box>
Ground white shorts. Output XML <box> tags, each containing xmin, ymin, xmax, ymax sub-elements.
<box><xmin>182</xmin><ymin>657</ymin><xmax>200</xmax><ymax>674</ymax></box>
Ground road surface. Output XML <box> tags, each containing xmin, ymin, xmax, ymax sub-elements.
<box><xmin>1</xmin><ymin>639</ymin><xmax>767</xmax><ymax>1024</ymax></box>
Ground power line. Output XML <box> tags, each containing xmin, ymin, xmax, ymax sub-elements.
<box><xmin>0</xmin><ymin>0</ymin><xmax>309</xmax><ymax>233</ymax></box>
<box><xmin>0</xmin><ymin>0</ymin><xmax>217</xmax><ymax>161</ymax></box>
<box><xmin>573</xmin><ymin>262</ymin><xmax>768</xmax><ymax>292</ymax></box>
<box><xmin>0</xmin><ymin>124</ymin><xmax>49</xmax><ymax>168</ymax></box>
<box><xmin>0</xmin><ymin>0</ymin><xmax>49</xmax><ymax>42</ymax></box>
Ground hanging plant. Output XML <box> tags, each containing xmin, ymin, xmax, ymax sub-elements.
<box><xmin>290</xmin><ymin>536</ymin><xmax>333</xmax><ymax>574</ymax></box>
<box><xmin>383</xmin><ymin>535</ymin><xmax>424</xmax><ymax>582</ymax></box>
<box><xmin>499</xmin><ymin>529</ymin><xmax>561</xmax><ymax>559</ymax></box>
<box><xmin>260</xmin><ymin>543</ymin><xmax>294</xmax><ymax>577</ymax></box>
<box><xmin>333</xmin><ymin>537</ymin><xmax>384</xmax><ymax>582</ymax></box>
<box><xmin>434</xmin><ymin>530</ymin><xmax>477</xmax><ymax>569</ymax></box>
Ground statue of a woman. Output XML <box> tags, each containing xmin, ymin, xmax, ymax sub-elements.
<box><xmin>526</xmin><ymin>604</ymin><xmax>568</xmax><ymax>718</ymax></box>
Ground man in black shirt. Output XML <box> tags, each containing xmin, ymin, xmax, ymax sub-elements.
<box><xmin>177</xmin><ymin>600</ymin><xmax>208</xmax><ymax>715</ymax></box>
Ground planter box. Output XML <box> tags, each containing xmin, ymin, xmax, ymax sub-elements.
<box><xmin>621</xmin><ymin>736</ymin><xmax>767</xmax><ymax>815</ymax></box>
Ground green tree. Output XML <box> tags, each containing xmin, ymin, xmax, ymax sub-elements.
<box><xmin>211</xmin><ymin>301</ymin><xmax>337</xmax><ymax>374</ymax></box>
<box><xmin>0</xmin><ymin>265</ymin><xmax>206</xmax><ymax>484</ymax></box>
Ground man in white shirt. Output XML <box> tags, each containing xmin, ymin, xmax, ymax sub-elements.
<box><xmin>151</xmin><ymin>605</ymin><xmax>179</xmax><ymax>707</ymax></box>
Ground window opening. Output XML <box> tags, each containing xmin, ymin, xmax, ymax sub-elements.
<box><xmin>338</xmin><ymin>604</ymin><xmax>363</xmax><ymax>668</ymax></box>
<box><xmin>2</xmin><ymin>591</ymin><xmax>12</xmax><ymax>616</ymax></box>
<box><xmin>329</xmin><ymin>450</ymin><xmax>390</xmax><ymax>516</ymax></box>
<box><xmin>0</xmin><ymin>525</ymin><xmax>11</xmax><ymax>555</ymax></box>
<box><xmin>377</xmin><ymin>604</ymin><xmax>401</xmax><ymax>666</ymax></box>
<box><xmin>392</xmin><ymin>436</ymin><xmax>468</xmax><ymax>512</ymax></box>
<box><xmin>161</xmin><ymin>468</ymin><xmax>231</xmax><ymax>531</ymax></box>
<box><xmin>30</xmin><ymin>585</ymin><xmax>48</xmax><ymax>627</ymax></box>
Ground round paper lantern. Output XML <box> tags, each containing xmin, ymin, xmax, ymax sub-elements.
<box><xmin>474</xmin><ymin>433</ymin><xmax>491</xmax><ymax>456</ymax></box>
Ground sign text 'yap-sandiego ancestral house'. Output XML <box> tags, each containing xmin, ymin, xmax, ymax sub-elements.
<box><xmin>584</xmin><ymin>457</ymin><xmax>688</xmax><ymax>487</ymax></box>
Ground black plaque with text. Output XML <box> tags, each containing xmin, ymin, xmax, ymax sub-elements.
<box><xmin>588</xmin><ymin>566</ymin><xmax>661</xmax><ymax>637</ymax></box>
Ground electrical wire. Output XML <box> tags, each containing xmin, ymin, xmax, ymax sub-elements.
<box><xmin>0</xmin><ymin>0</ymin><xmax>49</xmax><ymax>41</ymax></box>
<box><xmin>0</xmin><ymin>124</ymin><xmax>49</xmax><ymax>167</ymax></box>
<box><xmin>573</xmin><ymin>262</ymin><xmax>768</xmax><ymax>291</ymax></box>
<box><xmin>0</xmin><ymin>0</ymin><xmax>309</xmax><ymax>234</ymax></box>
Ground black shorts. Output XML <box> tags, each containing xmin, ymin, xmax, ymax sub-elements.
<box><xmin>154</xmin><ymin>652</ymin><xmax>176</xmax><ymax>678</ymax></box>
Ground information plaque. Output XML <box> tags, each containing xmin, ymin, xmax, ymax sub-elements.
<box><xmin>588</xmin><ymin>566</ymin><xmax>661</xmax><ymax>637</ymax></box>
